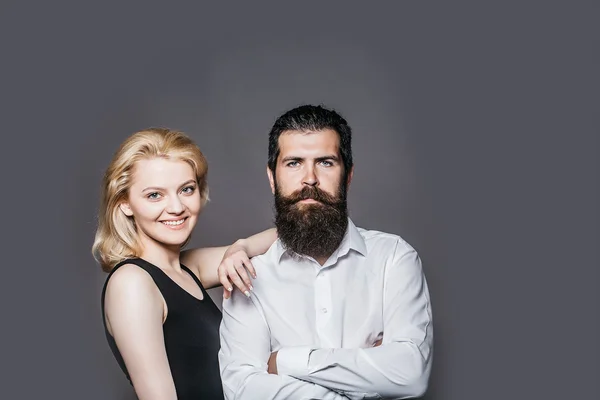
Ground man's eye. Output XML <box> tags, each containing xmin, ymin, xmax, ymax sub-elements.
<box><xmin>286</xmin><ymin>161</ymin><xmax>299</xmax><ymax>167</ymax></box>
<box><xmin>320</xmin><ymin>161</ymin><xmax>333</xmax><ymax>167</ymax></box>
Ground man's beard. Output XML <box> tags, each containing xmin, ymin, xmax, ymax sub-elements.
<box><xmin>274</xmin><ymin>180</ymin><xmax>348</xmax><ymax>261</ymax></box>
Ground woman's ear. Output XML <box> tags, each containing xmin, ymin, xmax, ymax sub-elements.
<box><xmin>119</xmin><ymin>202</ymin><xmax>134</xmax><ymax>217</ymax></box>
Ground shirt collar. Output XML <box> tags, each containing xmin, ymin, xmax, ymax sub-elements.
<box><xmin>274</xmin><ymin>218</ymin><xmax>367</xmax><ymax>263</ymax></box>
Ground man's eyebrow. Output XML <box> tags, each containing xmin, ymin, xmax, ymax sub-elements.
<box><xmin>280</xmin><ymin>155</ymin><xmax>340</xmax><ymax>163</ymax></box>
<box><xmin>315</xmin><ymin>155</ymin><xmax>340</xmax><ymax>162</ymax></box>
<box><xmin>280</xmin><ymin>156</ymin><xmax>304</xmax><ymax>163</ymax></box>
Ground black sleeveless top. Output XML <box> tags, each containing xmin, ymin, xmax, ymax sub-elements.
<box><xmin>101</xmin><ymin>258</ymin><xmax>225</xmax><ymax>399</ymax></box>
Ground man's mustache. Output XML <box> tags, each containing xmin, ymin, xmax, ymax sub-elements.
<box><xmin>282</xmin><ymin>186</ymin><xmax>339</xmax><ymax>206</ymax></box>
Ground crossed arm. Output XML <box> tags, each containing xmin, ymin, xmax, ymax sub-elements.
<box><xmin>219</xmin><ymin>292</ymin><xmax>350</xmax><ymax>400</ymax></box>
<box><xmin>219</xmin><ymin>246</ymin><xmax>433</xmax><ymax>400</ymax></box>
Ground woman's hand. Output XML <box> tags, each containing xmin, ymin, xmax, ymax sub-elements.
<box><xmin>181</xmin><ymin>228</ymin><xmax>275</xmax><ymax>295</ymax></box>
<box><xmin>218</xmin><ymin>241</ymin><xmax>257</xmax><ymax>299</ymax></box>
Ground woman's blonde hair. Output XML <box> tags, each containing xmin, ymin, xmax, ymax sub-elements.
<box><xmin>92</xmin><ymin>128</ymin><xmax>209</xmax><ymax>272</ymax></box>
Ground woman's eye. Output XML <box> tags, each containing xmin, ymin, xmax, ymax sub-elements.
<box><xmin>147</xmin><ymin>192</ymin><xmax>161</xmax><ymax>200</ymax></box>
<box><xmin>181</xmin><ymin>186</ymin><xmax>196</xmax><ymax>194</ymax></box>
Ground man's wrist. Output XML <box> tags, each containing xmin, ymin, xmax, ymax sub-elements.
<box><xmin>276</xmin><ymin>346</ymin><xmax>313</xmax><ymax>378</ymax></box>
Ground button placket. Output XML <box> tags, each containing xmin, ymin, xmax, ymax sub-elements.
<box><xmin>314</xmin><ymin>268</ymin><xmax>333</xmax><ymax>346</ymax></box>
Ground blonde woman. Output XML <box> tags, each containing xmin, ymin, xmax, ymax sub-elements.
<box><xmin>93</xmin><ymin>128</ymin><xmax>276</xmax><ymax>399</ymax></box>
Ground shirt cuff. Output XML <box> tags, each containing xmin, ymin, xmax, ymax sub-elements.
<box><xmin>276</xmin><ymin>346</ymin><xmax>313</xmax><ymax>378</ymax></box>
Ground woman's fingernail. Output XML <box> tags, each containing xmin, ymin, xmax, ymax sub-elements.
<box><xmin>244</xmin><ymin>291</ymin><xmax>250</xmax><ymax>297</ymax></box>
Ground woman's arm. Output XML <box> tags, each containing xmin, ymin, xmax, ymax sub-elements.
<box><xmin>181</xmin><ymin>228</ymin><xmax>277</xmax><ymax>298</ymax></box>
<box><xmin>104</xmin><ymin>265</ymin><xmax>177</xmax><ymax>400</ymax></box>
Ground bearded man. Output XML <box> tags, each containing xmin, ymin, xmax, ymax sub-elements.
<box><xmin>218</xmin><ymin>105</ymin><xmax>433</xmax><ymax>400</ymax></box>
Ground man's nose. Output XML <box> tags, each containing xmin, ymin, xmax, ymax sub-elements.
<box><xmin>302</xmin><ymin>165</ymin><xmax>318</xmax><ymax>186</ymax></box>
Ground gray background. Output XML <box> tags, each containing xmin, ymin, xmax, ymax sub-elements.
<box><xmin>0</xmin><ymin>2</ymin><xmax>597</xmax><ymax>399</ymax></box>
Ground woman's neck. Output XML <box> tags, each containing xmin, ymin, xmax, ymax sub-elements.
<box><xmin>139</xmin><ymin>238</ymin><xmax>182</xmax><ymax>272</ymax></box>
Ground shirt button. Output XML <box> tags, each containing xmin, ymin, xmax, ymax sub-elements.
<box><xmin>321</xmin><ymin>308</ymin><xmax>328</xmax><ymax>313</ymax></box>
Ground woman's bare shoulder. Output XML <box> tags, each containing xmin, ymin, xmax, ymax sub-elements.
<box><xmin>105</xmin><ymin>263</ymin><xmax>160</xmax><ymax>302</ymax></box>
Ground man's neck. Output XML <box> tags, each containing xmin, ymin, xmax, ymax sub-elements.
<box><xmin>286</xmin><ymin>247</ymin><xmax>334</xmax><ymax>266</ymax></box>
<box><xmin>315</xmin><ymin>255</ymin><xmax>329</xmax><ymax>266</ymax></box>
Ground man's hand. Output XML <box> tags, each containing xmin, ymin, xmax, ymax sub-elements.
<box><xmin>373</xmin><ymin>333</ymin><xmax>384</xmax><ymax>347</ymax></box>
<box><xmin>267</xmin><ymin>351</ymin><xmax>278</xmax><ymax>374</ymax></box>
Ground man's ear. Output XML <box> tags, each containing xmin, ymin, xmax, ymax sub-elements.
<box><xmin>267</xmin><ymin>166</ymin><xmax>275</xmax><ymax>194</ymax></box>
<box><xmin>119</xmin><ymin>202</ymin><xmax>134</xmax><ymax>217</ymax></box>
<box><xmin>346</xmin><ymin>166</ymin><xmax>354</xmax><ymax>188</ymax></box>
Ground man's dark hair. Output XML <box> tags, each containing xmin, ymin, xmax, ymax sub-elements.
<box><xmin>267</xmin><ymin>105</ymin><xmax>353</xmax><ymax>175</ymax></box>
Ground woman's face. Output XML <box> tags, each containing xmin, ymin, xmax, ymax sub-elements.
<box><xmin>119</xmin><ymin>157</ymin><xmax>201</xmax><ymax>250</ymax></box>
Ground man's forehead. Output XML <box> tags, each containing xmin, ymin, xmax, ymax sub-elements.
<box><xmin>278</xmin><ymin>129</ymin><xmax>340</xmax><ymax>153</ymax></box>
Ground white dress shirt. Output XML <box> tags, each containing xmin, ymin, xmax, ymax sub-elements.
<box><xmin>219</xmin><ymin>219</ymin><xmax>433</xmax><ymax>400</ymax></box>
